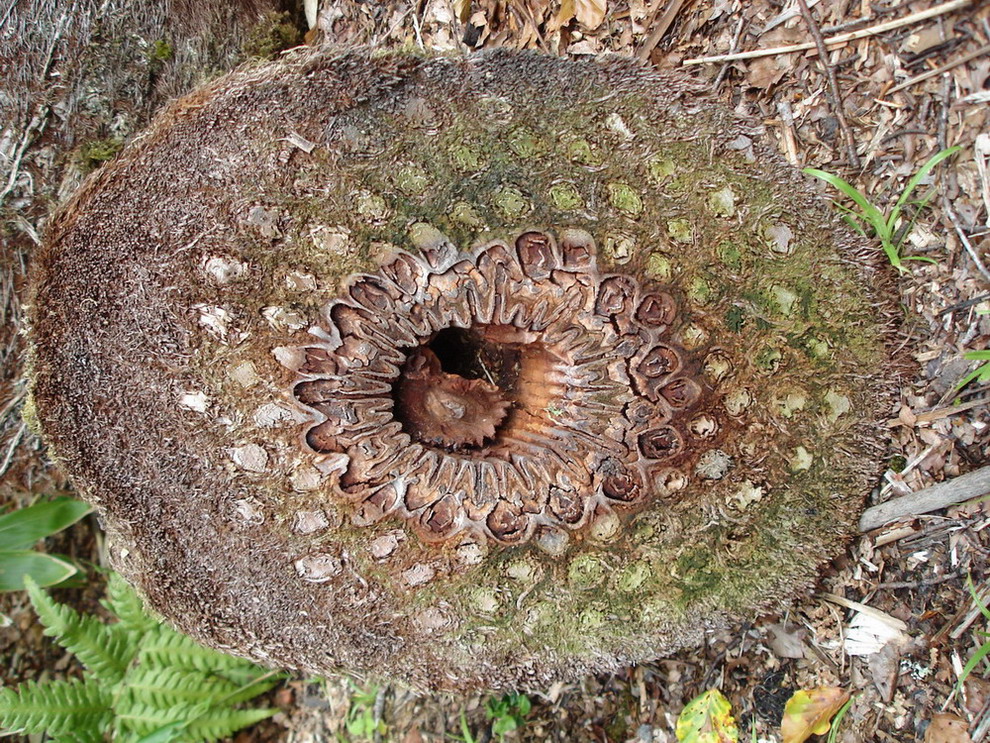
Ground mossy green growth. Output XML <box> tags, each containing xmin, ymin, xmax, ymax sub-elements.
<box><xmin>242</xmin><ymin>11</ymin><xmax>302</xmax><ymax>60</ymax></box>
<box><xmin>549</xmin><ymin>182</ymin><xmax>583</xmax><ymax>210</ymax></box>
<box><xmin>566</xmin><ymin>138</ymin><xmax>601</xmax><ymax>166</ymax></box>
<box><xmin>667</xmin><ymin>217</ymin><xmax>693</xmax><ymax>243</ymax></box>
<box><xmin>148</xmin><ymin>39</ymin><xmax>174</xmax><ymax>62</ymax></box>
<box><xmin>567</xmin><ymin>555</ymin><xmax>608</xmax><ymax>590</ymax></box>
<box><xmin>74</xmin><ymin>137</ymin><xmax>124</xmax><ymax>174</ymax></box>
<box><xmin>492</xmin><ymin>186</ymin><xmax>530</xmax><ymax>219</ymax></box>
<box><xmin>608</xmin><ymin>183</ymin><xmax>644</xmax><ymax>217</ymax></box>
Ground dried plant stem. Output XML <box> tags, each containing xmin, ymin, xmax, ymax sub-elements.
<box><xmin>860</xmin><ymin>465</ymin><xmax>990</xmax><ymax>532</ymax></box>
<box><xmin>713</xmin><ymin>13</ymin><xmax>747</xmax><ymax>88</ymax></box>
<box><xmin>877</xmin><ymin>571</ymin><xmax>960</xmax><ymax>590</ymax></box>
<box><xmin>820</xmin><ymin>593</ymin><xmax>908</xmax><ymax>630</ymax></box>
<box><xmin>886</xmin><ymin>396</ymin><xmax>990</xmax><ymax>427</ymax></box>
<box><xmin>637</xmin><ymin>0</ymin><xmax>689</xmax><ymax>61</ymax></box>
<box><xmin>0</xmin><ymin>107</ymin><xmax>48</xmax><ymax>208</ymax></box>
<box><xmin>372</xmin><ymin>686</ymin><xmax>387</xmax><ymax>743</ymax></box>
<box><xmin>683</xmin><ymin>0</ymin><xmax>975</xmax><ymax>65</ymax></box>
<box><xmin>0</xmin><ymin>422</ymin><xmax>26</xmax><ymax>479</ymax></box>
<box><xmin>797</xmin><ymin>0</ymin><xmax>860</xmax><ymax>168</ymax></box>
<box><xmin>888</xmin><ymin>44</ymin><xmax>990</xmax><ymax>95</ymax></box>
<box><xmin>949</xmin><ymin>581</ymin><xmax>990</xmax><ymax>641</ymax></box>
<box><xmin>944</xmin><ymin>195</ymin><xmax>990</xmax><ymax>281</ymax></box>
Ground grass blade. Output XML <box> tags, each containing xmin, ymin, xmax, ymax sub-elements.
<box><xmin>0</xmin><ymin>551</ymin><xmax>78</xmax><ymax>591</ymax></box>
<box><xmin>804</xmin><ymin>168</ymin><xmax>885</xmax><ymax>228</ymax></box>
<box><xmin>894</xmin><ymin>146</ymin><xmax>961</xmax><ymax>209</ymax></box>
<box><xmin>0</xmin><ymin>498</ymin><xmax>92</xmax><ymax>551</ymax></box>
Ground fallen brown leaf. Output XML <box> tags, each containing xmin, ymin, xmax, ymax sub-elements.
<box><xmin>925</xmin><ymin>713</ymin><xmax>973</xmax><ymax>743</ymax></box>
<box><xmin>574</xmin><ymin>0</ymin><xmax>606</xmax><ymax>29</ymax></box>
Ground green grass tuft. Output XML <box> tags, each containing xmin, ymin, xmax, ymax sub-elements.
<box><xmin>804</xmin><ymin>146</ymin><xmax>960</xmax><ymax>273</ymax></box>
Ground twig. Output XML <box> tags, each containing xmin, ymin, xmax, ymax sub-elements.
<box><xmin>944</xmin><ymin>194</ymin><xmax>990</xmax><ymax>281</ymax></box>
<box><xmin>713</xmin><ymin>13</ymin><xmax>747</xmax><ymax>88</ymax></box>
<box><xmin>637</xmin><ymin>0</ymin><xmax>688</xmax><ymax>62</ymax></box>
<box><xmin>949</xmin><ymin>581</ymin><xmax>990</xmax><ymax>640</ymax></box>
<box><xmin>820</xmin><ymin>593</ymin><xmax>909</xmax><ymax>630</ymax></box>
<box><xmin>889</xmin><ymin>44</ymin><xmax>990</xmax><ymax>95</ymax></box>
<box><xmin>860</xmin><ymin>465</ymin><xmax>990</xmax><ymax>532</ymax></box>
<box><xmin>938</xmin><ymin>292</ymin><xmax>990</xmax><ymax>316</ymax></box>
<box><xmin>886</xmin><ymin>396</ymin><xmax>990</xmax><ymax>427</ymax></box>
<box><xmin>0</xmin><ymin>107</ymin><xmax>48</xmax><ymax>208</ymax></box>
<box><xmin>372</xmin><ymin>685</ymin><xmax>387</xmax><ymax>743</ymax></box>
<box><xmin>0</xmin><ymin>422</ymin><xmax>26</xmax><ymax>479</ymax></box>
<box><xmin>797</xmin><ymin>0</ymin><xmax>860</xmax><ymax>167</ymax></box>
<box><xmin>776</xmin><ymin>100</ymin><xmax>800</xmax><ymax>166</ymax></box>
<box><xmin>683</xmin><ymin>0</ymin><xmax>975</xmax><ymax>65</ymax></box>
<box><xmin>411</xmin><ymin>4</ymin><xmax>424</xmax><ymax>50</ymax></box>
<box><xmin>876</xmin><ymin>571</ymin><xmax>960</xmax><ymax>590</ymax></box>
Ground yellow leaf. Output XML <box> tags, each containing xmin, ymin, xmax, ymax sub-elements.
<box><xmin>574</xmin><ymin>0</ymin><xmax>606</xmax><ymax>30</ymax></box>
<box><xmin>676</xmin><ymin>689</ymin><xmax>739</xmax><ymax>743</ymax></box>
<box><xmin>781</xmin><ymin>688</ymin><xmax>851</xmax><ymax>743</ymax></box>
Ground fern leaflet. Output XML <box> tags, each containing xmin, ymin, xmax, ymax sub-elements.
<box><xmin>114</xmin><ymin>700</ymin><xmax>207</xmax><ymax>737</ymax></box>
<box><xmin>181</xmin><ymin>706</ymin><xmax>277</xmax><ymax>743</ymax></box>
<box><xmin>138</xmin><ymin>624</ymin><xmax>260</xmax><ymax>674</ymax></box>
<box><xmin>5</xmin><ymin>574</ymin><xmax>280</xmax><ymax>743</ymax></box>
<box><xmin>121</xmin><ymin>665</ymin><xmax>240</xmax><ymax>709</ymax></box>
<box><xmin>102</xmin><ymin>572</ymin><xmax>158</xmax><ymax>634</ymax></box>
<box><xmin>25</xmin><ymin>575</ymin><xmax>136</xmax><ymax>683</ymax></box>
<box><xmin>224</xmin><ymin>673</ymin><xmax>283</xmax><ymax>705</ymax></box>
<box><xmin>0</xmin><ymin>677</ymin><xmax>111</xmax><ymax>736</ymax></box>
<box><xmin>50</xmin><ymin>724</ymin><xmax>107</xmax><ymax>743</ymax></box>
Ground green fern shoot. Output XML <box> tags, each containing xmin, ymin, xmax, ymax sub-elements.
<box><xmin>0</xmin><ymin>573</ymin><xmax>285</xmax><ymax>742</ymax></box>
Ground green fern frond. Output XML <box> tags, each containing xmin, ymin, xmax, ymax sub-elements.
<box><xmin>180</xmin><ymin>706</ymin><xmax>277</xmax><ymax>743</ymax></box>
<box><xmin>138</xmin><ymin>625</ymin><xmax>260</xmax><ymax>675</ymax></box>
<box><xmin>114</xmin><ymin>701</ymin><xmax>205</xmax><ymax>738</ymax></box>
<box><xmin>0</xmin><ymin>677</ymin><xmax>111</xmax><ymax>736</ymax></box>
<box><xmin>24</xmin><ymin>576</ymin><xmax>137</xmax><ymax>683</ymax></box>
<box><xmin>102</xmin><ymin>572</ymin><xmax>158</xmax><ymax>634</ymax></box>
<box><xmin>224</xmin><ymin>673</ymin><xmax>283</xmax><ymax>705</ymax></box>
<box><xmin>50</xmin><ymin>724</ymin><xmax>107</xmax><ymax>743</ymax></box>
<box><xmin>121</xmin><ymin>666</ymin><xmax>241</xmax><ymax>709</ymax></box>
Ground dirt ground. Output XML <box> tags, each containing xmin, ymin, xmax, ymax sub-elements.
<box><xmin>2</xmin><ymin>0</ymin><xmax>989</xmax><ymax>741</ymax></box>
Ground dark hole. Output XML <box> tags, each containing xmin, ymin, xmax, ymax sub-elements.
<box><xmin>392</xmin><ymin>326</ymin><xmax>524</xmax><ymax>451</ymax></box>
<box><xmin>429</xmin><ymin>327</ymin><xmax>487</xmax><ymax>379</ymax></box>
<box><xmin>426</xmin><ymin>326</ymin><xmax>521</xmax><ymax>392</ymax></box>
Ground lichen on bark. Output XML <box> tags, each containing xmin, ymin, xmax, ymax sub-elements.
<box><xmin>27</xmin><ymin>49</ymin><xmax>895</xmax><ymax>691</ymax></box>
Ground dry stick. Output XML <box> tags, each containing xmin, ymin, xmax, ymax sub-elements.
<box><xmin>713</xmin><ymin>14</ymin><xmax>747</xmax><ymax>88</ymax></box>
<box><xmin>0</xmin><ymin>108</ymin><xmax>48</xmax><ymax>208</ymax></box>
<box><xmin>876</xmin><ymin>571</ymin><xmax>960</xmax><ymax>590</ymax></box>
<box><xmin>797</xmin><ymin>0</ymin><xmax>860</xmax><ymax>167</ymax></box>
<box><xmin>859</xmin><ymin>464</ymin><xmax>990</xmax><ymax>532</ymax></box>
<box><xmin>820</xmin><ymin>593</ymin><xmax>908</xmax><ymax>630</ymax></box>
<box><xmin>372</xmin><ymin>685</ymin><xmax>387</xmax><ymax>743</ymax></box>
<box><xmin>0</xmin><ymin>422</ymin><xmax>25</xmax><ymax>480</ymax></box>
<box><xmin>683</xmin><ymin>0</ymin><xmax>975</xmax><ymax>65</ymax></box>
<box><xmin>944</xmin><ymin>194</ymin><xmax>990</xmax><ymax>281</ymax></box>
<box><xmin>885</xmin><ymin>396</ymin><xmax>990</xmax><ymax>427</ymax></box>
<box><xmin>637</xmin><ymin>0</ymin><xmax>688</xmax><ymax>62</ymax></box>
<box><xmin>889</xmin><ymin>44</ymin><xmax>990</xmax><ymax>94</ymax></box>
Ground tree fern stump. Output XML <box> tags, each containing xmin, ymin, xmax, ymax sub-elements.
<box><xmin>27</xmin><ymin>49</ymin><xmax>895</xmax><ymax>691</ymax></box>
